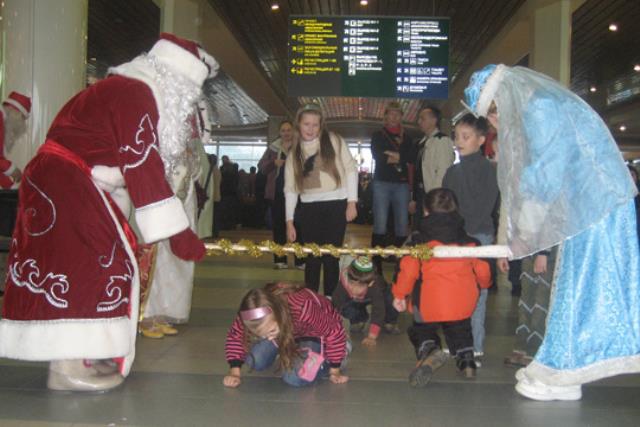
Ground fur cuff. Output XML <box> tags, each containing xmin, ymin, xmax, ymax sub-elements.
<box><xmin>135</xmin><ymin>196</ymin><xmax>189</xmax><ymax>243</ymax></box>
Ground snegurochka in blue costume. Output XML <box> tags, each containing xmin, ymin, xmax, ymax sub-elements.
<box><xmin>464</xmin><ymin>64</ymin><xmax>640</xmax><ymax>401</ymax></box>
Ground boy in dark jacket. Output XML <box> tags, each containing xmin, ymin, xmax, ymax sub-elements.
<box><xmin>332</xmin><ymin>257</ymin><xmax>399</xmax><ymax>347</ymax></box>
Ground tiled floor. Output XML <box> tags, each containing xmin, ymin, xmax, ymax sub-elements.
<box><xmin>1</xmin><ymin>225</ymin><xmax>639</xmax><ymax>426</ymax></box>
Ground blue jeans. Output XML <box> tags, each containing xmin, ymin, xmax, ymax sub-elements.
<box><xmin>469</xmin><ymin>232</ymin><xmax>493</xmax><ymax>354</ymax></box>
<box><xmin>372</xmin><ymin>180</ymin><xmax>410</xmax><ymax>236</ymax></box>
<box><xmin>246</xmin><ymin>339</ymin><xmax>328</xmax><ymax>387</ymax></box>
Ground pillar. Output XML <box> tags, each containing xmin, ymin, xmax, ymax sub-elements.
<box><xmin>1</xmin><ymin>0</ymin><xmax>87</xmax><ymax>169</ymax></box>
<box><xmin>530</xmin><ymin>0</ymin><xmax>572</xmax><ymax>85</ymax></box>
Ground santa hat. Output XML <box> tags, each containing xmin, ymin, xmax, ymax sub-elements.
<box><xmin>148</xmin><ymin>33</ymin><xmax>209</xmax><ymax>86</ymax></box>
<box><xmin>3</xmin><ymin>91</ymin><xmax>31</xmax><ymax>117</ymax></box>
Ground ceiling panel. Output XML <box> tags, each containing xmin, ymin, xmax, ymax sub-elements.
<box><xmin>207</xmin><ymin>0</ymin><xmax>526</xmax><ymax>122</ymax></box>
<box><xmin>571</xmin><ymin>0</ymin><xmax>640</xmax><ymax>142</ymax></box>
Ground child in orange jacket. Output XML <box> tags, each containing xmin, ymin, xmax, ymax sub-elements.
<box><xmin>392</xmin><ymin>188</ymin><xmax>491</xmax><ymax>387</ymax></box>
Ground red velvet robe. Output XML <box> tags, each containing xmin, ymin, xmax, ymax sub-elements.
<box><xmin>0</xmin><ymin>75</ymin><xmax>190</xmax><ymax>375</ymax></box>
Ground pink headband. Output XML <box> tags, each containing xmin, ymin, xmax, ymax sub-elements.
<box><xmin>240</xmin><ymin>306</ymin><xmax>272</xmax><ymax>321</ymax></box>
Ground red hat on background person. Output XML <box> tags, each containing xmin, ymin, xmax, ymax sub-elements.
<box><xmin>3</xmin><ymin>91</ymin><xmax>32</xmax><ymax>118</ymax></box>
<box><xmin>148</xmin><ymin>33</ymin><xmax>210</xmax><ymax>87</ymax></box>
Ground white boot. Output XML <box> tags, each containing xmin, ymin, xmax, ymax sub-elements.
<box><xmin>47</xmin><ymin>359</ymin><xmax>124</xmax><ymax>392</ymax></box>
<box><xmin>515</xmin><ymin>375</ymin><xmax>582</xmax><ymax>401</ymax></box>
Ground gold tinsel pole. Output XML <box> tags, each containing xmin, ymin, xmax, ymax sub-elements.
<box><xmin>204</xmin><ymin>240</ymin><xmax>511</xmax><ymax>260</ymax></box>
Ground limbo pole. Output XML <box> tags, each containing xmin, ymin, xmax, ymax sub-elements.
<box><xmin>204</xmin><ymin>239</ymin><xmax>511</xmax><ymax>261</ymax></box>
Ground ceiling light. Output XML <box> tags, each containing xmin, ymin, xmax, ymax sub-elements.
<box><xmin>634</xmin><ymin>64</ymin><xmax>640</xmax><ymax>72</ymax></box>
<box><xmin>608</xmin><ymin>23</ymin><xmax>618</xmax><ymax>31</ymax></box>
<box><xmin>619</xmin><ymin>125</ymin><xmax>627</xmax><ymax>132</ymax></box>
<box><xmin>360</xmin><ymin>0</ymin><xmax>368</xmax><ymax>5</ymax></box>
<box><xmin>589</xmin><ymin>86</ymin><xmax>597</xmax><ymax>93</ymax></box>
<box><xmin>271</xmin><ymin>3</ymin><xmax>279</xmax><ymax>11</ymax></box>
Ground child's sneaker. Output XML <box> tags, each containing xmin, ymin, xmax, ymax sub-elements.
<box><xmin>409</xmin><ymin>346</ymin><xmax>448</xmax><ymax>387</ymax></box>
<box><xmin>383</xmin><ymin>323</ymin><xmax>401</xmax><ymax>335</ymax></box>
<box><xmin>457</xmin><ymin>352</ymin><xmax>477</xmax><ymax>378</ymax></box>
<box><xmin>474</xmin><ymin>351</ymin><xmax>484</xmax><ymax>368</ymax></box>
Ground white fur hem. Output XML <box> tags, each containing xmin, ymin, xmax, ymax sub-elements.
<box><xmin>477</xmin><ymin>64</ymin><xmax>506</xmax><ymax>117</ymax></box>
<box><xmin>149</xmin><ymin>40</ymin><xmax>207</xmax><ymax>87</ymax></box>
<box><xmin>3</xmin><ymin>162</ymin><xmax>16</xmax><ymax>176</ymax></box>
<box><xmin>135</xmin><ymin>196</ymin><xmax>189</xmax><ymax>243</ymax></box>
<box><xmin>0</xmin><ymin>317</ymin><xmax>130</xmax><ymax>360</ymax></box>
<box><xmin>3</xmin><ymin>98</ymin><xmax>29</xmax><ymax>117</ymax></box>
<box><xmin>524</xmin><ymin>355</ymin><xmax>640</xmax><ymax>386</ymax></box>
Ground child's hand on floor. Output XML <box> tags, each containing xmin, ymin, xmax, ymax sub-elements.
<box><xmin>361</xmin><ymin>336</ymin><xmax>377</xmax><ymax>347</ymax></box>
<box><xmin>393</xmin><ymin>298</ymin><xmax>406</xmax><ymax>312</ymax></box>
<box><xmin>329</xmin><ymin>368</ymin><xmax>349</xmax><ymax>384</ymax></box>
<box><xmin>223</xmin><ymin>367</ymin><xmax>242</xmax><ymax>388</ymax></box>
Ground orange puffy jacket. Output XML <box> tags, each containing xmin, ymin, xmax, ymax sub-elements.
<box><xmin>392</xmin><ymin>240</ymin><xmax>491</xmax><ymax>323</ymax></box>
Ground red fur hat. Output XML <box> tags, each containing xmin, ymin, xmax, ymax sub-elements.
<box><xmin>3</xmin><ymin>91</ymin><xmax>31</xmax><ymax>117</ymax></box>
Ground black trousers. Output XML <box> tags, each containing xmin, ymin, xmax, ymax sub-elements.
<box><xmin>407</xmin><ymin>318</ymin><xmax>473</xmax><ymax>358</ymax></box>
<box><xmin>298</xmin><ymin>199</ymin><xmax>347</xmax><ymax>296</ymax></box>
<box><xmin>271</xmin><ymin>196</ymin><xmax>287</xmax><ymax>264</ymax></box>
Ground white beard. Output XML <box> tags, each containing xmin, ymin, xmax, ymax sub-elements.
<box><xmin>109</xmin><ymin>54</ymin><xmax>201</xmax><ymax>180</ymax></box>
<box><xmin>3</xmin><ymin>112</ymin><xmax>27</xmax><ymax>153</ymax></box>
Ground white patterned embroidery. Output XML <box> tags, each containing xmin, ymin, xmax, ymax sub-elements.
<box><xmin>120</xmin><ymin>113</ymin><xmax>159</xmax><ymax>172</ymax></box>
<box><xmin>9</xmin><ymin>259</ymin><xmax>70</xmax><ymax>309</ymax></box>
<box><xmin>24</xmin><ymin>177</ymin><xmax>57</xmax><ymax>237</ymax></box>
<box><xmin>96</xmin><ymin>260</ymin><xmax>132</xmax><ymax>313</ymax></box>
<box><xmin>98</xmin><ymin>243</ymin><xmax>118</xmax><ymax>268</ymax></box>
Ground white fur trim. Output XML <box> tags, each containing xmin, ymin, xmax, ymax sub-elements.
<box><xmin>135</xmin><ymin>196</ymin><xmax>189</xmax><ymax>243</ymax></box>
<box><xmin>93</xmin><ymin>180</ymin><xmax>140</xmax><ymax>376</ymax></box>
<box><xmin>0</xmin><ymin>317</ymin><xmax>130</xmax><ymax>360</ymax></box>
<box><xmin>149</xmin><ymin>39</ymin><xmax>208</xmax><ymax>87</ymax></box>
<box><xmin>91</xmin><ymin>165</ymin><xmax>125</xmax><ymax>193</ymax></box>
<box><xmin>3</xmin><ymin>98</ymin><xmax>29</xmax><ymax>117</ymax></box>
<box><xmin>477</xmin><ymin>64</ymin><xmax>506</xmax><ymax>117</ymax></box>
<box><xmin>524</xmin><ymin>355</ymin><xmax>640</xmax><ymax>386</ymax></box>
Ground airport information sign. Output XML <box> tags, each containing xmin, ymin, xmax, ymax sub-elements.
<box><xmin>288</xmin><ymin>16</ymin><xmax>449</xmax><ymax>99</ymax></box>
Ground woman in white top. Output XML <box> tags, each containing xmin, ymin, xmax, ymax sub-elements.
<box><xmin>285</xmin><ymin>103</ymin><xmax>358</xmax><ymax>296</ymax></box>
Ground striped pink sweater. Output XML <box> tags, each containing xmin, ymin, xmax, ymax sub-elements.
<box><xmin>225</xmin><ymin>289</ymin><xmax>347</xmax><ymax>367</ymax></box>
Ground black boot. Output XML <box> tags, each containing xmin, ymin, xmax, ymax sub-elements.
<box><xmin>409</xmin><ymin>340</ymin><xmax>448</xmax><ymax>387</ymax></box>
<box><xmin>371</xmin><ymin>233</ymin><xmax>386</xmax><ymax>274</ymax></box>
<box><xmin>456</xmin><ymin>350</ymin><xmax>477</xmax><ymax>379</ymax></box>
<box><xmin>394</xmin><ymin>236</ymin><xmax>408</xmax><ymax>248</ymax></box>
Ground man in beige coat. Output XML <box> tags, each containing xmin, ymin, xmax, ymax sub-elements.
<box><xmin>410</xmin><ymin>106</ymin><xmax>455</xmax><ymax>227</ymax></box>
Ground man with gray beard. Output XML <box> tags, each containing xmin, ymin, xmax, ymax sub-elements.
<box><xmin>0</xmin><ymin>91</ymin><xmax>31</xmax><ymax>189</ymax></box>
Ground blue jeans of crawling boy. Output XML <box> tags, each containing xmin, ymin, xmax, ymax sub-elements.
<box><xmin>469</xmin><ymin>232</ymin><xmax>493</xmax><ymax>356</ymax></box>
<box><xmin>246</xmin><ymin>339</ymin><xmax>328</xmax><ymax>387</ymax></box>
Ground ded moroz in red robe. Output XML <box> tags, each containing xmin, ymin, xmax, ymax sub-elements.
<box><xmin>0</xmin><ymin>39</ymin><xmax>208</xmax><ymax>375</ymax></box>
